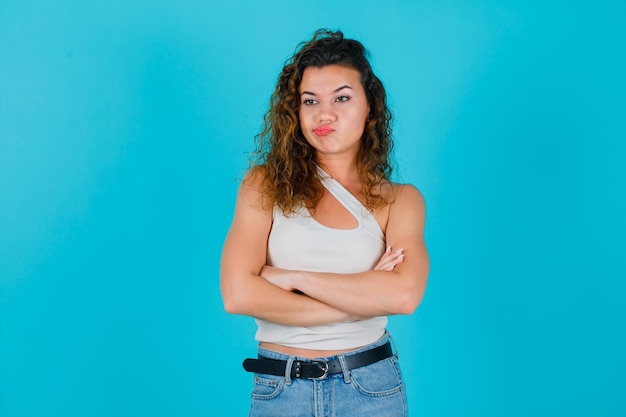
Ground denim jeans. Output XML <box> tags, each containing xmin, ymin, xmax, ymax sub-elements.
<box><xmin>248</xmin><ymin>332</ymin><xmax>408</xmax><ymax>417</ymax></box>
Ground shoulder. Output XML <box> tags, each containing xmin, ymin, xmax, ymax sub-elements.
<box><xmin>376</xmin><ymin>179</ymin><xmax>424</xmax><ymax>205</ymax></box>
<box><xmin>392</xmin><ymin>183</ymin><xmax>424</xmax><ymax>204</ymax></box>
<box><xmin>389</xmin><ymin>183</ymin><xmax>426</xmax><ymax>219</ymax></box>
<box><xmin>240</xmin><ymin>165</ymin><xmax>267</xmax><ymax>191</ymax></box>
<box><xmin>236</xmin><ymin>166</ymin><xmax>271</xmax><ymax>212</ymax></box>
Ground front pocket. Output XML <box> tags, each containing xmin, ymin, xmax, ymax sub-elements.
<box><xmin>251</xmin><ymin>374</ymin><xmax>285</xmax><ymax>400</ymax></box>
<box><xmin>350</xmin><ymin>357</ymin><xmax>404</xmax><ymax>397</ymax></box>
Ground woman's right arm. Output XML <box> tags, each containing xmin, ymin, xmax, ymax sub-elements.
<box><xmin>220</xmin><ymin>168</ymin><xmax>358</xmax><ymax>326</ymax></box>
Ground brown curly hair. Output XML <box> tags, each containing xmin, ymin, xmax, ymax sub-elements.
<box><xmin>249</xmin><ymin>28</ymin><xmax>394</xmax><ymax>214</ymax></box>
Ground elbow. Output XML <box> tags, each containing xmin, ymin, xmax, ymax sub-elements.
<box><xmin>222</xmin><ymin>296</ymin><xmax>239</xmax><ymax>315</ymax></box>
<box><xmin>221</xmin><ymin>270</ymin><xmax>264</xmax><ymax>316</ymax></box>
<box><xmin>222</xmin><ymin>292</ymin><xmax>251</xmax><ymax>316</ymax></box>
<box><xmin>220</xmin><ymin>270</ymin><xmax>252</xmax><ymax>315</ymax></box>
<box><xmin>221</xmin><ymin>286</ymin><xmax>248</xmax><ymax>315</ymax></box>
<box><xmin>395</xmin><ymin>289</ymin><xmax>424</xmax><ymax>315</ymax></box>
<box><xmin>394</xmin><ymin>268</ymin><xmax>429</xmax><ymax>315</ymax></box>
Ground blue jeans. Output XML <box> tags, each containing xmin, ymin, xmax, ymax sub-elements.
<box><xmin>248</xmin><ymin>332</ymin><xmax>408</xmax><ymax>417</ymax></box>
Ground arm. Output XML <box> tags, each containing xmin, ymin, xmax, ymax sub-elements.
<box><xmin>261</xmin><ymin>184</ymin><xmax>429</xmax><ymax>317</ymax></box>
<box><xmin>219</xmin><ymin>168</ymin><xmax>361</xmax><ymax>326</ymax></box>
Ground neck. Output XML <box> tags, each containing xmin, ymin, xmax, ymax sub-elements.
<box><xmin>316</xmin><ymin>157</ymin><xmax>359</xmax><ymax>185</ymax></box>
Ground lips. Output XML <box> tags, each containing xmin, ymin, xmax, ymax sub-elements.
<box><xmin>313</xmin><ymin>125</ymin><xmax>335</xmax><ymax>136</ymax></box>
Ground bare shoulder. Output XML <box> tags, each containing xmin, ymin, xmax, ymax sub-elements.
<box><xmin>226</xmin><ymin>166</ymin><xmax>273</xmax><ymax>249</ymax></box>
<box><xmin>391</xmin><ymin>183</ymin><xmax>426</xmax><ymax>213</ymax></box>
<box><xmin>385</xmin><ymin>182</ymin><xmax>426</xmax><ymax>242</ymax></box>
<box><xmin>237</xmin><ymin>166</ymin><xmax>270</xmax><ymax>211</ymax></box>
<box><xmin>240</xmin><ymin>165</ymin><xmax>267</xmax><ymax>192</ymax></box>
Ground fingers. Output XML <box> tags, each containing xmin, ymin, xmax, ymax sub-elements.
<box><xmin>374</xmin><ymin>246</ymin><xmax>405</xmax><ymax>271</ymax></box>
<box><xmin>388</xmin><ymin>248</ymin><xmax>404</xmax><ymax>270</ymax></box>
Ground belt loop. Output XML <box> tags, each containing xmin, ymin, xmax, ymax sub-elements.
<box><xmin>337</xmin><ymin>354</ymin><xmax>352</xmax><ymax>383</ymax></box>
<box><xmin>386</xmin><ymin>330</ymin><xmax>399</xmax><ymax>358</ymax></box>
<box><xmin>284</xmin><ymin>356</ymin><xmax>294</xmax><ymax>385</ymax></box>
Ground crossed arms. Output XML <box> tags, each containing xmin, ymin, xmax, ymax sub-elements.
<box><xmin>220</xmin><ymin>170</ymin><xmax>429</xmax><ymax>327</ymax></box>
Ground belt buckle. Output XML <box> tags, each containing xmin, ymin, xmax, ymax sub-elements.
<box><xmin>309</xmin><ymin>360</ymin><xmax>329</xmax><ymax>380</ymax></box>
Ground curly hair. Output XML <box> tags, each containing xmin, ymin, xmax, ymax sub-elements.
<box><xmin>249</xmin><ymin>28</ymin><xmax>394</xmax><ymax>214</ymax></box>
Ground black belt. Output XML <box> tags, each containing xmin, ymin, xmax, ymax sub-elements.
<box><xmin>242</xmin><ymin>342</ymin><xmax>393</xmax><ymax>380</ymax></box>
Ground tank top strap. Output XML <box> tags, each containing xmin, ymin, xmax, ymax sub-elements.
<box><xmin>316</xmin><ymin>166</ymin><xmax>384</xmax><ymax>238</ymax></box>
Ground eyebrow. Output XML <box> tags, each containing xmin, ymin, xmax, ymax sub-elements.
<box><xmin>300</xmin><ymin>85</ymin><xmax>353</xmax><ymax>96</ymax></box>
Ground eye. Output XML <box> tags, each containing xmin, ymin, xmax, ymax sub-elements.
<box><xmin>302</xmin><ymin>98</ymin><xmax>318</xmax><ymax>106</ymax></box>
<box><xmin>335</xmin><ymin>95</ymin><xmax>350</xmax><ymax>103</ymax></box>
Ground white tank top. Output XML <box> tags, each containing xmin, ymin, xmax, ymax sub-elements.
<box><xmin>255</xmin><ymin>167</ymin><xmax>387</xmax><ymax>350</ymax></box>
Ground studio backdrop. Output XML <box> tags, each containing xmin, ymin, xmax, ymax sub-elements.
<box><xmin>1</xmin><ymin>1</ymin><xmax>624</xmax><ymax>416</ymax></box>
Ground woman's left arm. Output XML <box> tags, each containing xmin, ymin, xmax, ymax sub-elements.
<box><xmin>261</xmin><ymin>184</ymin><xmax>429</xmax><ymax>317</ymax></box>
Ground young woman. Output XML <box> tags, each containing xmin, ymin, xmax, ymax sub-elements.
<box><xmin>220</xmin><ymin>29</ymin><xmax>429</xmax><ymax>416</ymax></box>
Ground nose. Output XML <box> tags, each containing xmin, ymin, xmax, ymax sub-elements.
<box><xmin>318</xmin><ymin>102</ymin><xmax>337</xmax><ymax>122</ymax></box>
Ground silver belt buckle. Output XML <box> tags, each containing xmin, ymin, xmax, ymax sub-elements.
<box><xmin>310</xmin><ymin>360</ymin><xmax>329</xmax><ymax>380</ymax></box>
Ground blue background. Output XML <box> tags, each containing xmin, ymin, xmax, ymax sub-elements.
<box><xmin>1</xmin><ymin>1</ymin><xmax>625</xmax><ymax>416</ymax></box>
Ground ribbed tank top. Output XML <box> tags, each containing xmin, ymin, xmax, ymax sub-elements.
<box><xmin>255</xmin><ymin>167</ymin><xmax>387</xmax><ymax>350</ymax></box>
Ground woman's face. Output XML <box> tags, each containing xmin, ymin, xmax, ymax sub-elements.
<box><xmin>298</xmin><ymin>65</ymin><xmax>370</xmax><ymax>160</ymax></box>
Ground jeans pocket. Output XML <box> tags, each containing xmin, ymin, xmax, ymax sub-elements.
<box><xmin>350</xmin><ymin>356</ymin><xmax>404</xmax><ymax>397</ymax></box>
<box><xmin>251</xmin><ymin>374</ymin><xmax>285</xmax><ymax>400</ymax></box>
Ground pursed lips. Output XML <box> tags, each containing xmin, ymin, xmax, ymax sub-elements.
<box><xmin>313</xmin><ymin>126</ymin><xmax>335</xmax><ymax>136</ymax></box>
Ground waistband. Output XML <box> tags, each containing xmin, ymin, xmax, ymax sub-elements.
<box><xmin>243</xmin><ymin>331</ymin><xmax>397</xmax><ymax>381</ymax></box>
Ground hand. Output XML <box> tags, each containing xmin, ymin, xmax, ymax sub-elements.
<box><xmin>260</xmin><ymin>265</ymin><xmax>298</xmax><ymax>292</ymax></box>
<box><xmin>374</xmin><ymin>246</ymin><xmax>404</xmax><ymax>271</ymax></box>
